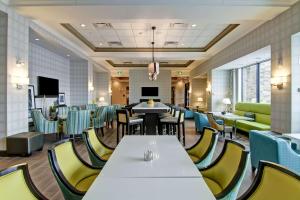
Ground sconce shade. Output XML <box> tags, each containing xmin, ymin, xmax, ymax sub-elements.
<box><xmin>99</xmin><ymin>97</ymin><xmax>105</xmax><ymax>102</ymax></box>
<box><xmin>197</xmin><ymin>97</ymin><xmax>203</xmax><ymax>102</ymax></box>
<box><xmin>222</xmin><ymin>98</ymin><xmax>231</xmax><ymax>105</ymax></box>
<box><xmin>271</xmin><ymin>76</ymin><xmax>288</xmax><ymax>89</ymax></box>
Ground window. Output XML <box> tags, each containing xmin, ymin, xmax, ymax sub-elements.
<box><xmin>259</xmin><ymin>60</ymin><xmax>271</xmax><ymax>103</ymax></box>
<box><xmin>242</xmin><ymin>64</ymin><xmax>257</xmax><ymax>103</ymax></box>
<box><xmin>236</xmin><ymin>60</ymin><xmax>271</xmax><ymax>103</ymax></box>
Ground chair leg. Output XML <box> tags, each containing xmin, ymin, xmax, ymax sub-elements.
<box><xmin>140</xmin><ymin>124</ymin><xmax>143</xmax><ymax>135</ymax></box>
<box><xmin>252</xmin><ymin>166</ymin><xmax>256</xmax><ymax>173</ymax></box>
<box><xmin>182</xmin><ymin>123</ymin><xmax>185</xmax><ymax>146</ymax></box>
<box><xmin>126</xmin><ymin>125</ymin><xmax>129</xmax><ymax>135</ymax></box>
<box><xmin>117</xmin><ymin>123</ymin><xmax>120</xmax><ymax>144</ymax></box>
<box><xmin>111</xmin><ymin>121</ymin><xmax>114</xmax><ymax>129</ymax></box>
<box><xmin>177</xmin><ymin>124</ymin><xmax>181</xmax><ymax>142</ymax></box>
<box><xmin>101</xmin><ymin>127</ymin><xmax>104</xmax><ymax>137</ymax></box>
<box><xmin>122</xmin><ymin>124</ymin><xmax>125</xmax><ymax>137</ymax></box>
<box><xmin>166</xmin><ymin>124</ymin><xmax>170</xmax><ymax>135</ymax></box>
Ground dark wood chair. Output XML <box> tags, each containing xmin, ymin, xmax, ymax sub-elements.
<box><xmin>116</xmin><ymin>109</ymin><xmax>144</xmax><ymax>144</ymax></box>
<box><xmin>160</xmin><ymin>109</ymin><xmax>185</xmax><ymax>145</ymax></box>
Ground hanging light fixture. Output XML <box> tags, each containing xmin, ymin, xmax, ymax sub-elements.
<box><xmin>148</xmin><ymin>26</ymin><xmax>159</xmax><ymax>81</ymax></box>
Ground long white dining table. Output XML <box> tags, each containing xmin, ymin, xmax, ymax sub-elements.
<box><xmin>83</xmin><ymin>136</ymin><xmax>215</xmax><ymax>200</ymax></box>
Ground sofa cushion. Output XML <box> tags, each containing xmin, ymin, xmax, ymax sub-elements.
<box><xmin>237</xmin><ymin>120</ymin><xmax>270</xmax><ymax>131</ymax></box>
<box><xmin>256</xmin><ymin>113</ymin><xmax>271</xmax><ymax>125</ymax></box>
<box><xmin>235</xmin><ymin>103</ymin><xmax>271</xmax><ymax>115</ymax></box>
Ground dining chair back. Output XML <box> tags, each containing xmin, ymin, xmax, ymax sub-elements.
<box><xmin>31</xmin><ymin>109</ymin><xmax>58</xmax><ymax>134</ymax></box>
<box><xmin>66</xmin><ymin>110</ymin><xmax>90</xmax><ymax>136</ymax></box>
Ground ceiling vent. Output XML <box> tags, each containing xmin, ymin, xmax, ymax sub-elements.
<box><xmin>107</xmin><ymin>41</ymin><xmax>123</xmax><ymax>47</ymax></box>
<box><xmin>170</xmin><ymin>23</ymin><xmax>188</xmax><ymax>29</ymax></box>
<box><xmin>93</xmin><ymin>23</ymin><xmax>113</xmax><ymax>29</ymax></box>
<box><xmin>164</xmin><ymin>41</ymin><xmax>179</xmax><ymax>46</ymax></box>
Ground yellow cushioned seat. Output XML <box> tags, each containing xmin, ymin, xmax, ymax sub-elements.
<box><xmin>203</xmin><ymin>177</ymin><xmax>223</xmax><ymax>195</ymax></box>
<box><xmin>238</xmin><ymin>161</ymin><xmax>300</xmax><ymax>200</ymax></box>
<box><xmin>83</xmin><ymin>128</ymin><xmax>114</xmax><ymax>167</ymax></box>
<box><xmin>0</xmin><ymin>164</ymin><xmax>47</xmax><ymax>200</ymax></box>
<box><xmin>75</xmin><ymin>174</ymin><xmax>98</xmax><ymax>192</ymax></box>
<box><xmin>200</xmin><ymin>140</ymin><xmax>249</xmax><ymax>199</ymax></box>
<box><xmin>48</xmin><ymin>139</ymin><xmax>101</xmax><ymax>200</ymax></box>
<box><xmin>186</xmin><ymin>127</ymin><xmax>218</xmax><ymax>168</ymax></box>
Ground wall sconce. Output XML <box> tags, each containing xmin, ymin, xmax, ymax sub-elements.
<box><xmin>11</xmin><ymin>76</ymin><xmax>29</xmax><ymax>89</ymax></box>
<box><xmin>206</xmin><ymin>83</ymin><xmax>211</xmax><ymax>94</ymax></box>
<box><xmin>16</xmin><ymin>60</ymin><xmax>25</xmax><ymax>68</ymax></box>
<box><xmin>197</xmin><ymin>97</ymin><xmax>203</xmax><ymax>102</ymax></box>
<box><xmin>271</xmin><ymin>76</ymin><xmax>288</xmax><ymax>89</ymax></box>
<box><xmin>99</xmin><ymin>97</ymin><xmax>105</xmax><ymax>102</ymax></box>
<box><xmin>88</xmin><ymin>82</ymin><xmax>94</xmax><ymax>92</ymax></box>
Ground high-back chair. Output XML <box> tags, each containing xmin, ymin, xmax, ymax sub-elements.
<box><xmin>238</xmin><ymin>161</ymin><xmax>300</xmax><ymax>200</ymax></box>
<box><xmin>207</xmin><ymin>112</ymin><xmax>225</xmax><ymax>136</ymax></box>
<box><xmin>65</xmin><ymin>110</ymin><xmax>90</xmax><ymax>138</ymax></box>
<box><xmin>116</xmin><ymin>109</ymin><xmax>144</xmax><ymax>144</ymax></box>
<box><xmin>57</xmin><ymin>106</ymin><xmax>69</xmax><ymax>119</ymax></box>
<box><xmin>0</xmin><ymin>163</ymin><xmax>47</xmax><ymax>200</ymax></box>
<box><xmin>83</xmin><ymin>128</ymin><xmax>114</xmax><ymax>167</ymax></box>
<box><xmin>48</xmin><ymin>139</ymin><xmax>101</xmax><ymax>200</ymax></box>
<box><xmin>106</xmin><ymin>105</ymin><xmax>114</xmax><ymax>128</ymax></box>
<box><xmin>31</xmin><ymin>109</ymin><xmax>58</xmax><ymax>134</ymax></box>
<box><xmin>93</xmin><ymin>106</ymin><xmax>108</xmax><ymax>136</ymax></box>
<box><xmin>160</xmin><ymin>109</ymin><xmax>186</xmax><ymax>145</ymax></box>
<box><xmin>85</xmin><ymin>104</ymin><xmax>97</xmax><ymax>113</ymax></box>
<box><xmin>186</xmin><ymin>127</ymin><xmax>219</xmax><ymax>168</ymax></box>
<box><xmin>112</xmin><ymin>104</ymin><xmax>122</xmax><ymax>120</ymax></box>
<box><xmin>200</xmin><ymin>140</ymin><xmax>249</xmax><ymax>200</ymax></box>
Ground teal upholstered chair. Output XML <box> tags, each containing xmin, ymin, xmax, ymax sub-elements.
<box><xmin>112</xmin><ymin>104</ymin><xmax>122</xmax><ymax>120</ymax></box>
<box><xmin>57</xmin><ymin>106</ymin><xmax>69</xmax><ymax>119</ymax></box>
<box><xmin>194</xmin><ymin>112</ymin><xmax>224</xmax><ymax>134</ymax></box>
<box><xmin>70</xmin><ymin>106</ymin><xmax>80</xmax><ymax>111</ymax></box>
<box><xmin>31</xmin><ymin>109</ymin><xmax>58</xmax><ymax>134</ymax></box>
<box><xmin>86</xmin><ymin>104</ymin><xmax>98</xmax><ymax>112</ymax></box>
<box><xmin>64</xmin><ymin>110</ymin><xmax>91</xmax><ymax>138</ymax></box>
<box><xmin>184</xmin><ymin>108</ymin><xmax>194</xmax><ymax>119</ymax></box>
<box><xmin>106</xmin><ymin>105</ymin><xmax>114</xmax><ymax>128</ymax></box>
<box><xmin>249</xmin><ymin>130</ymin><xmax>300</xmax><ymax>174</ymax></box>
<box><xmin>93</xmin><ymin>106</ymin><xmax>108</xmax><ymax>136</ymax></box>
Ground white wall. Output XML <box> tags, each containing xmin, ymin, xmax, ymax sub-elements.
<box><xmin>190</xmin><ymin>1</ymin><xmax>300</xmax><ymax>133</ymax></box>
<box><xmin>0</xmin><ymin>10</ymin><xmax>7</xmax><ymax>138</ymax></box>
<box><xmin>191</xmin><ymin>78</ymin><xmax>207</xmax><ymax>108</ymax></box>
<box><xmin>129</xmin><ymin>69</ymin><xmax>171</xmax><ymax>104</ymax></box>
<box><xmin>94</xmin><ymin>72</ymin><xmax>110</xmax><ymax>105</ymax></box>
<box><xmin>29</xmin><ymin>43</ymin><xmax>70</xmax><ymax>107</ymax></box>
<box><xmin>291</xmin><ymin>33</ymin><xmax>300</xmax><ymax>132</ymax></box>
<box><xmin>0</xmin><ymin>2</ymin><xmax>30</xmax><ymax>136</ymax></box>
<box><xmin>70</xmin><ymin>60</ymin><xmax>89</xmax><ymax>106</ymax></box>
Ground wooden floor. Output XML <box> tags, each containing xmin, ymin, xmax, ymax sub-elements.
<box><xmin>0</xmin><ymin>120</ymin><xmax>254</xmax><ymax>200</ymax></box>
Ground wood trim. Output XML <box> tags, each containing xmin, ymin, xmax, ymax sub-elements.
<box><xmin>61</xmin><ymin>23</ymin><xmax>239</xmax><ymax>52</ymax></box>
<box><xmin>107</xmin><ymin>60</ymin><xmax>194</xmax><ymax>68</ymax></box>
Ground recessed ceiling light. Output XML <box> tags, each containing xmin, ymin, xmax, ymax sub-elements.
<box><xmin>191</xmin><ymin>24</ymin><xmax>197</xmax><ymax>27</ymax></box>
<box><xmin>138</xmin><ymin>32</ymin><xmax>143</xmax><ymax>35</ymax></box>
<box><xmin>80</xmin><ymin>24</ymin><xmax>86</xmax><ymax>27</ymax></box>
<box><xmin>67</xmin><ymin>54</ymin><xmax>70</xmax><ymax>57</ymax></box>
<box><xmin>181</xmin><ymin>43</ymin><xmax>185</xmax><ymax>46</ymax></box>
<box><xmin>99</xmin><ymin>42</ymin><xmax>103</xmax><ymax>46</ymax></box>
<box><xmin>35</xmin><ymin>38</ymin><xmax>39</xmax><ymax>41</ymax></box>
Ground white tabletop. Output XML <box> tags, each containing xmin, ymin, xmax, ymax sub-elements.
<box><xmin>83</xmin><ymin>177</ymin><xmax>215</xmax><ymax>200</ymax></box>
<box><xmin>212</xmin><ymin>112</ymin><xmax>253</xmax><ymax>121</ymax></box>
<box><xmin>132</xmin><ymin>102</ymin><xmax>170</xmax><ymax>113</ymax></box>
<box><xmin>283</xmin><ymin>133</ymin><xmax>300</xmax><ymax>140</ymax></box>
<box><xmin>100</xmin><ymin>136</ymin><xmax>201</xmax><ymax>178</ymax></box>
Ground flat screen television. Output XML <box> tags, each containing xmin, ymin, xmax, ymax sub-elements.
<box><xmin>141</xmin><ymin>87</ymin><xmax>159</xmax><ymax>96</ymax></box>
<box><xmin>37</xmin><ymin>76</ymin><xmax>59</xmax><ymax>97</ymax></box>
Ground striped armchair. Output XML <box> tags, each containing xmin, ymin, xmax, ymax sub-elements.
<box><xmin>64</xmin><ymin>110</ymin><xmax>91</xmax><ymax>137</ymax></box>
<box><xmin>86</xmin><ymin>104</ymin><xmax>98</xmax><ymax>112</ymax></box>
<box><xmin>93</xmin><ymin>106</ymin><xmax>108</xmax><ymax>136</ymax></box>
<box><xmin>31</xmin><ymin>109</ymin><xmax>58</xmax><ymax>134</ymax></box>
<box><xmin>112</xmin><ymin>104</ymin><xmax>122</xmax><ymax>120</ymax></box>
<box><xmin>57</xmin><ymin>106</ymin><xmax>69</xmax><ymax>119</ymax></box>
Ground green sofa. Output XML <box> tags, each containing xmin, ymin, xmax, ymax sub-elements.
<box><xmin>226</xmin><ymin>102</ymin><xmax>271</xmax><ymax>132</ymax></box>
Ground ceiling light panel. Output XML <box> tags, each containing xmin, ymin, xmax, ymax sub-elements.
<box><xmin>71</xmin><ymin>22</ymin><xmax>231</xmax><ymax>48</ymax></box>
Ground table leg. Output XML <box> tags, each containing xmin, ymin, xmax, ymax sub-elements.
<box><xmin>144</xmin><ymin>113</ymin><xmax>158</xmax><ymax>135</ymax></box>
<box><xmin>234</xmin><ymin>120</ymin><xmax>241</xmax><ymax>140</ymax></box>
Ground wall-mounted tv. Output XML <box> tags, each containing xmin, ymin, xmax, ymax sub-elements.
<box><xmin>141</xmin><ymin>87</ymin><xmax>159</xmax><ymax>96</ymax></box>
<box><xmin>37</xmin><ymin>76</ymin><xmax>59</xmax><ymax>97</ymax></box>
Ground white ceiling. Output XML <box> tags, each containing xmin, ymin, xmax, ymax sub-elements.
<box><xmin>7</xmin><ymin>0</ymin><xmax>298</xmax><ymax>76</ymax></box>
<box><xmin>73</xmin><ymin>22</ymin><xmax>228</xmax><ymax>48</ymax></box>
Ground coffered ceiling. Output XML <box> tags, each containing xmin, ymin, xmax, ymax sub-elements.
<box><xmin>7</xmin><ymin>0</ymin><xmax>298</xmax><ymax>76</ymax></box>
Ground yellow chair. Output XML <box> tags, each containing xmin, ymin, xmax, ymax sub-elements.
<box><xmin>48</xmin><ymin>139</ymin><xmax>101</xmax><ymax>200</ymax></box>
<box><xmin>200</xmin><ymin>140</ymin><xmax>249</xmax><ymax>200</ymax></box>
<box><xmin>207</xmin><ymin>113</ymin><xmax>225</xmax><ymax>136</ymax></box>
<box><xmin>83</xmin><ymin>128</ymin><xmax>114</xmax><ymax>167</ymax></box>
<box><xmin>0</xmin><ymin>163</ymin><xmax>47</xmax><ymax>200</ymax></box>
<box><xmin>186</xmin><ymin>127</ymin><xmax>218</xmax><ymax>169</ymax></box>
<box><xmin>238</xmin><ymin>161</ymin><xmax>300</xmax><ymax>200</ymax></box>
